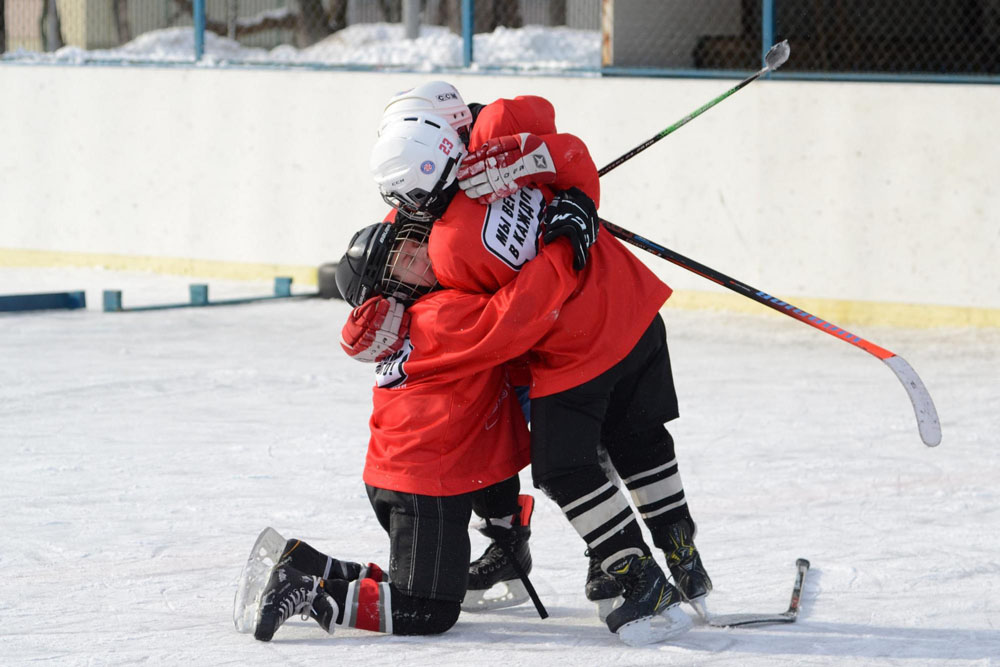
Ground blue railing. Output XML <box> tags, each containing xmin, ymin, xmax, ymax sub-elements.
<box><xmin>4</xmin><ymin>1</ymin><xmax>997</xmax><ymax>85</ymax></box>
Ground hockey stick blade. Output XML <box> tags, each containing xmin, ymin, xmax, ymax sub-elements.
<box><xmin>883</xmin><ymin>356</ymin><xmax>941</xmax><ymax>447</ymax></box>
<box><xmin>704</xmin><ymin>558</ymin><xmax>810</xmax><ymax>628</ymax></box>
<box><xmin>764</xmin><ymin>40</ymin><xmax>791</xmax><ymax>71</ymax></box>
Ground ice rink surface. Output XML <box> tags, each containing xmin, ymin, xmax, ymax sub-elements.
<box><xmin>2</xmin><ymin>267</ymin><xmax>998</xmax><ymax>666</ymax></box>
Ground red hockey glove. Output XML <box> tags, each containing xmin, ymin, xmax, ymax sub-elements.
<box><xmin>457</xmin><ymin>133</ymin><xmax>557</xmax><ymax>204</ymax></box>
<box><xmin>340</xmin><ymin>296</ymin><xmax>411</xmax><ymax>363</ymax></box>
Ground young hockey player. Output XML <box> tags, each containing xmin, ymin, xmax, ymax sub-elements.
<box><xmin>252</xmin><ymin>209</ymin><xmax>589</xmax><ymax>641</ymax></box>
<box><xmin>365</xmin><ymin>109</ymin><xmax>711</xmax><ymax>644</ymax></box>
<box><xmin>350</xmin><ymin>81</ymin><xmax>616</xmax><ymax>613</ymax></box>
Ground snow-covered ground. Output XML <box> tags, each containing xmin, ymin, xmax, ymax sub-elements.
<box><xmin>2</xmin><ymin>266</ymin><xmax>998</xmax><ymax>665</ymax></box>
<box><xmin>2</xmin><ymin>23</ymin><xmax>601</xmax><ymax>71</ymax></box>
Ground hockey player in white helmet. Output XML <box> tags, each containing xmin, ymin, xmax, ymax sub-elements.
<box><xmin>379</xmin><ymin>80</ymin><xmax>473</xmax><ymax>141</ymax></box>
<box><xmin>356</xmin><ymin>86</ymin><xmax>714</xmax><ymax>645</ymax></box>
<box><xmin>364</xmin><ymin>88</ymin><xmax>665</xmax><ymax>626</ymax></box>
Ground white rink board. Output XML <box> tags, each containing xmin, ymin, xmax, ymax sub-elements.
<box><xmin>1</xmin><ymin>66</ymin><xmax>997</xmax><ymax>310</ymax></box>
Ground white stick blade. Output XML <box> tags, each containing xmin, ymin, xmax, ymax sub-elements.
<box><xmin>707</xmin><ymin>612</ymin><xmax>795</xmax><ymax>628</ymax></box>
<box><xmin>883</xmin><ymin>355</ymin><xmax>942</xmax><ymax>447</ymax></box>
<box><xmin>765</xmin><ymin>40</ymin><xmax>791</xmax><ymax>70</ymax></box>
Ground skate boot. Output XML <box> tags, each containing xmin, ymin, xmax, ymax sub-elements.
<box><xmin>281</xmin><ymin>538</ymin><xmax>371</xmax><ymax>581</ymax></box>
<box><xmin>603</xmin><ymin>550</ymin><xmax>692</xmax><ymax>646</ymax></box>
<box><xmin>254</xmin><ymin>565</ymin><xmax>335</xmax><ymax>641</ymax></box>
<box><xmin>585</xmin><ymin>548</ymin><xmax>624</xmax><ymax>622</ymax></box>
<box><xmin>663</xmin><ymin>519</ymin><xmax>712</xmax><ymax>614</ymax></box>
<box><xmin>462</xmin><ymin>495</ymin><xmax>533</xmax><ymax>612</ymax></box>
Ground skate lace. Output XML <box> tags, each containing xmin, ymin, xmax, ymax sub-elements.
<box><xmin>613</xmin><ymin>555</ymin><xmax>657</xmax><ymax>599</ymax></box>
<box><xmin>278</xmin><ymin>581</ymin><xmax>318</xmax><ymax>623</ymax></box>
<box><xmin>475</xmin><ymin>542</ymin><xmax>509</xmax><ymax>573</ymax></box>
<box><xmin>618</xmin><ymin>569</ymin><xmax>641</xmax><ymax>597</ymax></box>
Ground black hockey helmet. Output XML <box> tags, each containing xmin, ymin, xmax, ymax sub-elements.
<box><xmin>335</xmin><ymin>221</ymin><xmax>438</xmax><ymax>308</ymax></box>
<box><xmin>335</xmin><ymin>222</ymin><xmax>394</xmax><ymax>308</ymax></box>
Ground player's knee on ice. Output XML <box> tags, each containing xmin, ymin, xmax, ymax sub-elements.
<box><xmin>392</xmin><ymin>593</ymin><xmax>461</xmax><ymax>635</ymax></box>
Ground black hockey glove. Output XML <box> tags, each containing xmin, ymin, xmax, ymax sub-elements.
<box><xmin>542</xmin><ymin>187</ymin><xmax>600</xmax><ymax>271</ymax></box>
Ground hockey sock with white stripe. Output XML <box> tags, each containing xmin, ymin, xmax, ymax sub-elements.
<box><xmin>540</xmin><ymin>466</ymin><xmax>650</xmax><ymax>562</ymax></box>
<box><xmin>607</xmin><ymin>429</ymin><xmax>694</xmax><ymax>549</ymax></box>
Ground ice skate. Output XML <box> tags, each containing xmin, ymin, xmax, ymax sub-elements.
<box><xmin>254</xmin><ymin>564</ymin><xmax>333</xmax><ymax>641</ymax></box>
<box><xmin>585</xmin><ymin>549</ymin><xmax>624</xmax><ymax>622</ymax></box>
<box><xmin>462</xmin><ymin>495</ymin><xmax>533</xmax><ymax>612</ymax></box>
<box><xmin>663</xmin><ymin>519</ymin><xmax>712</xmax><ymax>617</ymax></box>
<box><xmin>604</xmin><ymin>550</ymin><xmax>692</xmax><ymax>646</ymax></box>
<box><xmin>234</xmin><ymin>527</ymin><xmax>287</xmax><ymax>633</ymax></box>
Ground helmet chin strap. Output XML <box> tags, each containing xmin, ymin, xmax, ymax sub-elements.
<box><xmin>412</xmin><ymin>156</ymin><xmax>458</xmax><ymax>222</ymax></box>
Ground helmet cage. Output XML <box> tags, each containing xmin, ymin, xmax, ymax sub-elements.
<box><xmin>381</xmin><ymin>222</ymin><xmax>438</xmax><ymax>304</ymax></box>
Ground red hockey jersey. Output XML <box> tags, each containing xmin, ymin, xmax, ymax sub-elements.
<box><xmin>428</xmin><ymin>96</ymin><xmax>672</xmax><ymax>397</ymax></box>
<box><xmin>364</xmin><ymin>242</ymin><xmax>582</xmax><ymax>496</ymax></box>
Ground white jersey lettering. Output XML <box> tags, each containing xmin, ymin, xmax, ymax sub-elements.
<box><xmin>480</xmin><ymin>187</ymin><xmax>545</xmax><ymax>269</ymax></box>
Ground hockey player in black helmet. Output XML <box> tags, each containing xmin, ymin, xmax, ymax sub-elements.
<box><xmin>336</xmin><ymin>219</ymin><xmax>540</xmax><ymax>612</ymax></box>
<box><xmin>250</xmin><ymin>213</ymin><xmax>592</xmax><ymax>641</ymax></box>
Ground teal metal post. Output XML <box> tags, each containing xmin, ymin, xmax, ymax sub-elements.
<box><xmin>461</xmin><ymin>0</ymin><xmax>474</xmax><ymax>67</ymax></box>
<box><xmin>103</xmin><ymin>290</ymin><xmax>123</xmax><ymax>312</ymax></box>
<box><xmin>274</xmin><ymin>277</ymin><xmax>293</xmax><ymax>297</ymax></box>
<box><xmin>194</xmin><ymin>0</ymin><xmax>206</xmax><ymax>61</ymax></box>
<box><xmin>761</xmin><ymin>0</ymin><xmax>775</xmax><ymax>73</ymax></box>
<box><xmin>190</xmin><ymin>284</ymin><xmax>209</xmax><ymax>305</ymax></box>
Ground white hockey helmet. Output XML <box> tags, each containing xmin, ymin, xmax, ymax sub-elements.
<box><xmin>379</xmin><ymin>81</ymin><xmax>472</xmax><ymax>137</ymax></box>
<box><xmin>370</xmin><ymin>114</ymin><xmax>466</xmax><ymax>222</ymax></box>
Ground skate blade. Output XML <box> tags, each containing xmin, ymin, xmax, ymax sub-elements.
<box><xmin>461</xmin><ymin>579</ymin><xmax>530</xmax><ymax>612</ymax></box>
<box><xmin>616</xmin><ymin>605</ymin><xmax>693</xmax><ymax>647</ymax></box>
<box><xmin>594</xmin><ymin>596</ymin><xmax>622</xmax><ymax>623</ymax></box>
<box><xmin>688</xmin><ymin>596</ymin><xmax>710</xmax><ymax>622</ymax></box>
<box><xmin>233</xmin><ymin>527</ymin><xmax>287</xmax><ymax>633</ymax></box>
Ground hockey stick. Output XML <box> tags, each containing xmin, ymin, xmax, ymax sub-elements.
<box><xmin>598</xmin><ymin>40</ymin><xmax>790</xmax><ymax>177</ymax></box>
<box><xmin>601</xmin><ymin>219</ymin><xmax>942</xmax><ymax>447</ymax></box>
<box><xmin>702</xmin><ymin>558</ymin><xmax>810</xmax><ymax>627</ymax></box>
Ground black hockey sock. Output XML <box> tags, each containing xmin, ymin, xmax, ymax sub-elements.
<box><xmin>539</xmin><ymin>466</ymin><xmax>649</xmax><ymax>564</ymax></box>
<box><xmin>470</xmin><ymin>474</ymin><xmax>521</xmax><ymax>520</ymax></box>
<box><xmin>283</xmin><ymin>538</ymin><xmax>364</xmax><ymax>580</ymax></box>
